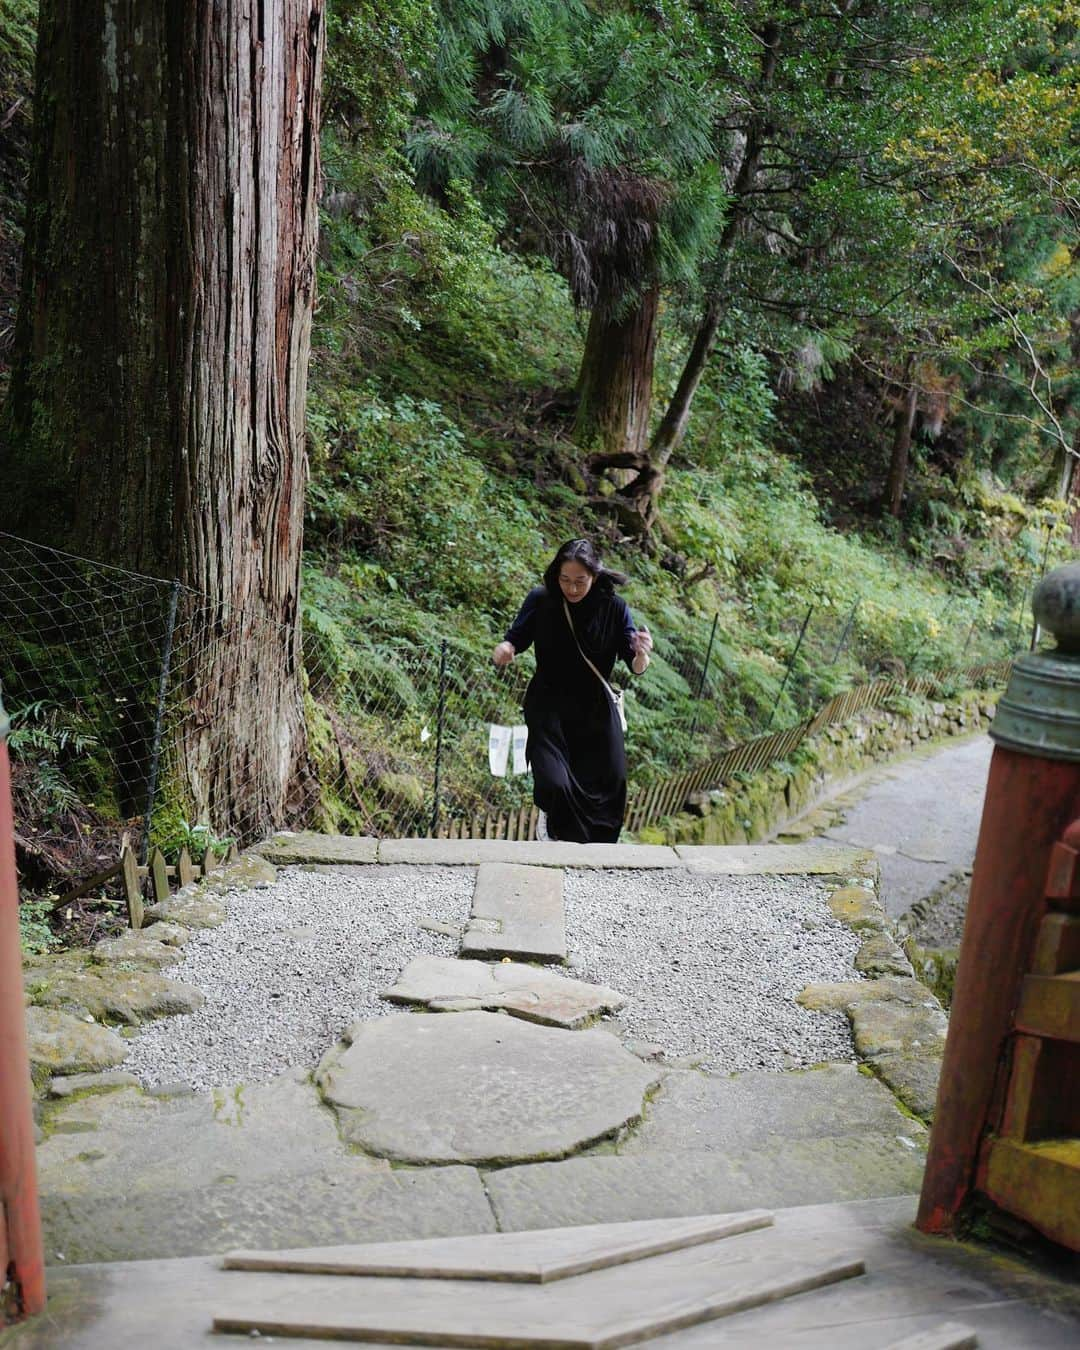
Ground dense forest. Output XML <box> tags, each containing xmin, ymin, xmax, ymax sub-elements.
<box><xmin>0</xmin><ymin>1</ymin><xmax>1077</xmax><ymax>887</ymax></box>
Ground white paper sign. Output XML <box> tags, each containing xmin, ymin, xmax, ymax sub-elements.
<box><xmin>488</xmin><ymin>724</ymin><xmax>512</xmax><ymax>777</ymax></box>
<box><xmin>511</xmin><ymin>725</ymin><xmax>529</xmax><ymax>775</ymax></box>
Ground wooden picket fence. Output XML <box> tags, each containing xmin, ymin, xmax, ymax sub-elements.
<box><xmin>435</xmin><ymin>658</ymin><xmax>1012</xmax><ymax>842</ymax></box>
<box><xmin>60</xmin><ymin>841</ymin><xmax>240</xmax><ymax>931</ymax></box>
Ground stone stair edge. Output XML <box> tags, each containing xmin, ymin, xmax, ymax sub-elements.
<box><xmin>256</xmin><ymin>831</ymin><xmax>877</xmax><ymax>873</ymax></box>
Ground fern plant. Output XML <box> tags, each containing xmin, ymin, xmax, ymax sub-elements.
<box><xmin>8</xmin><ymin>700</ymin><xmax>99</xmax><ymax>821</ymax></box>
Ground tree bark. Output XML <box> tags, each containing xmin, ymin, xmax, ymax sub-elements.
<box><xmin>1</xmin><ymin>1</ymin><xmax>324</xmax><ymax>840</ymax></box>
<box><xmin>623</xmin><ymin>20</ymin><xmax>782</xmax><ymax>526</ymax></box>
<box><xmin>648</xmin><ymin>299</ymin><xmax>723</xmax><ymax>473</ymax></box>
<box><xmin>574</xmin><ymin>282</ymin><xmax>660</xmax><ymax>461</ymax></box>
<box><xmin>884</xmin><ymin>367</ymin><xmax>918</xmax><ymax>518</ymax></box>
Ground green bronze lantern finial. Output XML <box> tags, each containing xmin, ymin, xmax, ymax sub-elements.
<box><xmin>990</xmin><ymin>562</ymin><xmax>1080</xmax><ymax>761</ymax></box>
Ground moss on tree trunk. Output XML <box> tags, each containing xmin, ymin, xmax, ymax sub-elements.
<box><xmin>1</xmin><ymin>1</ymin><xmax>325</xmax><ymax>839</ymax></box>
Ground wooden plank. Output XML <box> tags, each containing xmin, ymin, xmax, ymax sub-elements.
<box><xmin>1015</xmin><ymin>971</ymin><xmax>1080</xmax><ymax>1042</ymax></box>
<box><xmin>999</xmin><ymin>1035</ymin><xmax>1080</xmax><ymax>1143</ymax></box>
<box><xmin>625</xmin><ymin>795</ymin><xmax>639</xmax><ymax>832</ymax></box>
<box><xmin>1032</xmin><ymin>911</ymin><xmax>1080</xmax><ymax>974</ymax></box>
<box><xmin>177</xmin><ymin>847</ymin><xmax>195</xmax><ymax>887</ymax></box>
<box><xmin>149</xmin><ymin>848</ymin><xmax>170</xmax><ymax>905</ymax></box>
<box><xmin>56</xmin><ymin>861</ymin><xmax>123</xmax><ymax>908</ymax></box>
<box><xmin>120</xmin><ymin>847</ymin><xmax>143</xmax><ymax>931</ymax></box>
<box><xmin>528</xmin><ymin>804</ymin><xmax>539</xmax><ymax>842</ymax></box>
<box><xmin>980</xmin><ymin>1136</ymin><xmax>1080</xmax><ymax>1251</ymax></box>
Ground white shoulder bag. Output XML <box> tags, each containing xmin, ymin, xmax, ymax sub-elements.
<box><xmin>563</xmin><ymin>599</ymin><xmax>628</xmax><ymax>732</ymax></box>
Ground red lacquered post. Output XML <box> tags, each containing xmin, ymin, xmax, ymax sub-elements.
<box><xmin>917</xmin><ymin>564</ymin><xmax>1080</xmax><ymax>1235</ymax></box>
<box><xmin>0</xmin><ymin>693</ymin><xmax>46</xmax><ymax>1322</ymax></box>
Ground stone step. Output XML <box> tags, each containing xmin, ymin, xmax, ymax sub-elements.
<box><xmin>483</xmin><ymin>1142</ymin><xmax>927</xmax><ymax>1234</ymax></box>
<box><xmin>39</xmin><ymin>1160</ymin><xmax>494</xmax><ymax>1267</ymax></box>
<box><xmin>315</xmin><ymin>1010</ymin><xmax>660</xmax><ymax>1166</ymax></box>
<box><xmin>461</xmin><ymin>861</ymin><xmax>568</xmax><ymax>963</ymax></box>
<box><xmin>212</xmin><ymin>1238</ymin><xmax>866</xmax><ymax>1346</ymax></box>
<box><xmin>223</xmin><ymin>1211</ymin><xmax>775</xmax><ymax>1283</ymax></box>
<box><xmin>27</xmin><ymin>1197</ymin><xmax>1074</xmax><ymax>1348</ymax></box>
<box><xmin>882</xmin><ymin>1324</ymin><xmax>979</xmax><ymax>1350</ymax></box>
<box><xmin>381</xmin><ymin>954</ymin><xmax>626</xmax><ymax>1029</ymax></box>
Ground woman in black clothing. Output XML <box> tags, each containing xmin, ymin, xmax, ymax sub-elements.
<box><xmin>492</xmin><ymin>539</ymin><xmax>652</xmax><ymax>843</ymax></box>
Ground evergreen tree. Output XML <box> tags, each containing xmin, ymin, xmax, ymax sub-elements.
<box><xmin>1</xmin><ymin>1</ymin><xmax>325</xmax><ymax>838</ymax></box>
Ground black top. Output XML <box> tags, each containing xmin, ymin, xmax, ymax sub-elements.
<box><xmin>504</xmin><ymin>585</ymin><xmax>637</xmax><ymax>695</ymax></box>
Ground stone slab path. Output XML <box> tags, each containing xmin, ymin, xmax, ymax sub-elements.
<box><xmin>26</xmin><ymin>835</ymin><xmax>945</xmax><ymax>1272</ymax></box>
<box><xmin>383</xmin><ymin>954</ymin><xmax>626</xmax><ymax>1028</ymax></box>
<box><xmin>315</xmin><ymin>1011</ymin><xmax>661</xmax><ymax>1165</ymax></box>
<box><xmin>460</xmin><ymin>862</ymin><xmax>567</xmax><ymax>962</ymax></box>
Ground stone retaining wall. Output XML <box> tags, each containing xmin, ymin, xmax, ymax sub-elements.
<box><xmin>635</xmin><ymin>689</ymin><xmax>997</xmax><ymax>848</ymax></box>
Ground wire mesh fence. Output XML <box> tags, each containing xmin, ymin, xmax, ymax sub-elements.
<box><xmin>0</xmin><ymin>530</ymin><xmax>1019</xmax><ymax>867</ymax></box>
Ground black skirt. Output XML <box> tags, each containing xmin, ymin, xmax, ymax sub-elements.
<box><xmin>504</xmin><ymin>585</ymin><xmax>635</xmax><ymax>844</ymax></box>
<box><xmin>525</xmin><ymin>678</ymin><xmax>626</xmax><ymax>843</ymax></box>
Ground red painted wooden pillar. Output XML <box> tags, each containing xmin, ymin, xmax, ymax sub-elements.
<box><xmin>917</xmin><ymin>563</ymin><xmax>1080</xmax><ymax>1235</ymax></box>
<box><xmin>0</xmin><ymin>697</ymin><xmax>46</xmax><ymax>1322</ymax></box>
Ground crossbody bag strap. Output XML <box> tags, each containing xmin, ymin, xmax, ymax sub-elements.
<box><xmin>563</xmin><ymin>599</ymin><xmax>619</xmax><ymax>702</ymax></box>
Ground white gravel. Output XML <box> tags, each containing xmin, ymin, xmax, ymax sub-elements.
<box><xmin>124</xmin><ymin>864</ymin><xmax>861</xmax><ymax>1089</ymax></box>
<box><xmin>565</xmin><ymin>870</ymin><xmax>860</xmax><ymax>1073</ymax></box>
<box><xmin>124</xmin><ymin>866</ymin><xmax>471</xmax><ymax>1089</ymax></box>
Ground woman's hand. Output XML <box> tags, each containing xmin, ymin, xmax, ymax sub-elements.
<box><xmin>630</xmin><ymin>625</ymin><xmax>653</xmax><ymax>674</ymax></box>
<box><xmin>492</xmin><ymin>640</ymin><xmax>516</xmax><ymax>668</ymax></box>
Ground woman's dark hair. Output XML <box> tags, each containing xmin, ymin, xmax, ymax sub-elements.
<box><xmin>543</xmin><ymin>538</ymin><xmax>628</xmax><ymax>595</ymax></box>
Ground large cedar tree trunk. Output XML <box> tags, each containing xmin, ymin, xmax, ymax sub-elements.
<box><xmin>606</xmin><ymin>22</ymin><xmax>781</xmax><ymax>528</ymax></box>
<box><xmin>883</xmin><ymin>372</ymin><xmax>918</xmax><ymax>519</ymax></box>
<box><xmin>574</xmin><ymin>284</ymin><xmax>660</xmax><ymax>461</ymax></box>
<box><xmin>1</xmin><ymin>1</ymin><xmax>324</xmax><ymax>839</ymax></box>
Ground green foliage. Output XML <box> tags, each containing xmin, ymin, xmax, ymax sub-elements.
<box><xmin>409</xmin><ymin>0</ymin><xmax>725</xmax><ymax>305</ymax></box>
<box><xmin>154</xmin><ymin>818</ymin><xmax>236</xmax><ymax>864</ymax></box>
<box><xmin>0</xmin><ymin>0</ymin><xmax>35</xmax><ymax>76</ymax></box>
<box><xmin>19</xmin><ymin>897</ymin><xmax>58</xmax><ymax>956</ymax></box>
<box><xmin>8</xmin><ymin>700</ymin><xmax>100</xmax><ymax>821</ymax></box>
<box><xmin>306</xmin><ymin>388</ymin><xmax>549</xmax><ymax>613</ymax></box>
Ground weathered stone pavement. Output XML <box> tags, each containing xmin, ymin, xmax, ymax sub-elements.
<box><xmin>383</xmin><ymin>953</ymin><xmax>626</xmax><ymax>1027</ymax></box>
<box><xmin>816</xmin><ymin>734</ymin><xmax>993</xmax><ymax>918</ymax></box>
<box><xmin>460</xmin><ymin>861</ymin><xmax>567</xmax><ymax>962</ymax></box>
<box><xmin>7</xmin><ymin>1197</ymin><xmax>1077</xmax><ymax>1348</ymax></box>
<box><xmin>315</xmin><ymin>1010</ymin><xmax>660</xmax><ymax>1165</ymax></box>
<box><xmin>26</xmin><ymin>834</ymin><xmax>947</xmax><ymax>1273</ymax></box>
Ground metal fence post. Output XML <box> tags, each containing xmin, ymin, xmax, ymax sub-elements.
<box><xmin>140</xmin><ymin>579</ymin><xmax>181</xmax><ymax>864</ymax></box>
<box><xmin>430</xmin><ymin>639</ymin><xmax>449</xmax><ymax>837</ymax></box>
<box><xmin>767</xmin><ymin>605</ymin><xmax>814</xmax><ymax>730</ymax></box>
<box><xmin>830</xmin><ymin>599</ymin><xmax>859</xmax><ymax>664</ymax></box>
<box><xmin>960</xmin><ymin>617</ymin><xmax>977</xmax><ymax>663</ymax></box>
<box><xmin>688</xmin><ymin>613</ymin><xmax>719</xmax><ymax>744</ymax></box>
<box><xmin>1013</xmin><ymin>579</ymin><xmax>1030</xmax><ymax>649</ymax></box>
<box><xmin>0</xmin><ymin>692</ymin><xmax>47</xmax><ymax>1324</ymax></box>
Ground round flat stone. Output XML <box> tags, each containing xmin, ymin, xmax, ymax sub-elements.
<box><xmin>316</xmin><ymin>1011</ymin><xmax>660</xmax><ymax>1166</ymax></box>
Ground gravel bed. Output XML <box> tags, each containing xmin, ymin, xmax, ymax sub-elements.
<box><xmin>124</xmin><ymin>866</ymin><xmax>471</xmax><ymax>1089</ymax></box>
<box><xmin>125</xmin><ymin>864</ymin><xmax>861</xmax><ymax>1089</ymax></box>
<box><xmin>565</xmin><ymin>869</ymin><xmax>861</xmax><ymax>1073</ymax></box>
